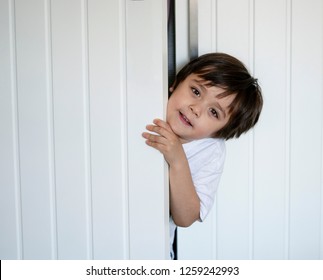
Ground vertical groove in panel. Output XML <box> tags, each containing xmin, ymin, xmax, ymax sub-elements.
<box><xmin>284</xmin><ymin>0</ymin><xmax>292</xmax><ymax>260</ymax></box>
<box><xmin>214</xmin><ymin>0</ymin><xmax>218</xmax><ymax>52</ymax></box>
<box><xmin>321</xmin><ymin>55</ymin><xmax>323</xmax><ymax>260</ymax></box>
<box><xmin>213</xmin><ymin>0</ymin><xmax>218</xmax><ymax>260</ymax></box>
<box><xmin>321</xmin><ymin>29</ymin><xmax>323</xmax><ymax>261</ymax></box>
<box><xmin>121</xmin><ymin>0</ymin><xmax>130</xmax><ymax>259</ymax></box>
<box><xmin>9</xmin><ymin>0</ymin><xmax>23</xmax><ymax>259</ymax></box>
<box><xmin>44</xmin><ymin>0</ymin><xmax>58</xmax><ymax>259</ymax></box>
<box><xmin>45</xmin><ymin>0</ymin><xmax>58</xmax><ymax>259</ymax></box>
<box><xmin>248</xmin><ymin>0</ymin><xmax>255</xmax><ymax>260</ymax></box>
<box><xmin>81</xmin><ymin>0</ymin><xmax>93</xmax><ymax>259</ymax></box>
<box><xmin>321</xmin><ymin>0</ymin><xmax>323</xmax><ymax>260</ymax></box>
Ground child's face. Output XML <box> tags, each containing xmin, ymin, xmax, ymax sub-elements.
<box><xmin>167</xmin><ymin>74</ymin><xmax>235</xmax><ymax>143</ymax></box>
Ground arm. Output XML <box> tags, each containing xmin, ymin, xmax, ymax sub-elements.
<box><xmin>142</xmin><ymin>119</ymin><xmax>200</xmax><ymax>227</ymax></box>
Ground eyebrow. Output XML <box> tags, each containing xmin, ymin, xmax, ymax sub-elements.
<box><xmin>193</xmin><ymin>79</ymin><xmax>210</xmax><ymax>97</ymax></box>
<box><xmin>192</xmin><ymin>79</ymin><xmax>207</xmax><ymax>91</ymax></box>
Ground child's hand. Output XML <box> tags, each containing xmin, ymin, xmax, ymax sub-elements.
<box><xmin>142</xmin><ymin>119</ymin><xmax>186</xmax><ymax>166</ymax></box>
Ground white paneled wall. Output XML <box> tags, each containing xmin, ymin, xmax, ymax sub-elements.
<box><xmin>0</xmin><ymin>0</ymin><xmax>168</xmax><ymax>259</ymax></box>
<box><xmin>177</xmin><ymin>0</ymin><xmax>323</xmax><ymax>260</ymax></box>
<box><xmin>1</xmin><ymin>0</ymin><xmax>322</xmax><ymax>261</ymax></box>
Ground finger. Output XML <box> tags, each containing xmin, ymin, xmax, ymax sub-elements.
<box><xmin>146</xmin><ymin>122</ymin><xmax>175</xmax><ymax>140</ymax></box>
<box><xmin>153</xmin><ymin>119</ymin><xmax>172</xmax><ymax>131</ymax></box>
<box><xmin>145</xmin><ymin>124</ymin><xmax>159</xmax><ymax>133</ymax></box>
<box><xmin>145</xmin><ymin>139</ymin><xmax>167</xmax><ymax>154</ymax></box>
<box><xmin>142</xmin><ymin>132</ymin><xmax>167</xmax><ymax>145</ymax></box>
<box><xmin>145</xmin><ymin>124</ymin><xmax>165</xmax><ymax>137</ymax></box>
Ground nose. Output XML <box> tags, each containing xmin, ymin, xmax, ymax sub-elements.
<box><xmin>189</xmin><ymin>104</ymin><xmax>200</xmax><ymax>117</ymax></box>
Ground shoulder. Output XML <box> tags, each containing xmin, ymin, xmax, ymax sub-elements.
<box><xmin>183</xmin><ymin>138</ymin><xmax>225</xmax><ymax>160</ymax></box>
<box><xmin>183</xmin><ymin>138</ymin><xmax>226</xmax><ymax>174</ymax></box>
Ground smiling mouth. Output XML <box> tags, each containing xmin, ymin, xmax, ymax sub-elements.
<box><xmin>179</xmin><ymin>112</ymin><xmax>192</xmax><ymax>126</ymax></box>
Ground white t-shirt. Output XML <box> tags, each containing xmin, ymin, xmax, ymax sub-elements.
<box><xmin>169</xmin><ymin>137</ymin><xmax>226</xmax><ymax>259</ymax></box>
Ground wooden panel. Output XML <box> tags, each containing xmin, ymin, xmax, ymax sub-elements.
<box><xmin>253</xmin><ymin>0</ymin><xmax>288</xmax><ymax>259</ymax></box>
<box><xmin>126</xmin><ymin>0</ymin><xmax>169</xmax><ymax>259</ymax></box>
<box><xmin>87</xmin><ymin>0</ymin><xmax>128</xmax><ymax>259</ymax></box>
<box><xmin>198</xmin><ymin>0</ymin><xmax>216</xmax><ymax>54</ymax></box>
<box><xmin>216</xmin><ymin>0</ymin><xmax>250</xmax><ymax>60</ymax></box>
<box><xmin>14</xmin><ymin>0</ymin><xmax>56</xmax><ymax>259</ymax></box>
<box><xmin>289</xmin><ymin>0</ymin><xmax>323</xmax><ymax>259</ymax></box>
<box><xmin>216</xmin><ymin>137</ymin><xmax>252</xmax><ymax>260</ymax></box>
<box><xmin>178</xmin><ymin>210</ymin><xmax>216</xmax><ymax>259</ymax></box>
<box><xmin>0</xmin><ymin>0</ymin><xmax>22</xmax><ymax>259</ymax></box>
<box><xmin>51</xmin><ymin>0</ymin><xmax>92</xmax><ymax>259</ymax></box>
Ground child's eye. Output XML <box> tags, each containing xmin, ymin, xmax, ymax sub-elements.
<box><xmin>191</xmin><ymin>87</ymin><xmax>200</xmax><ymax>96</ymax></box>
<box><xmin>209</xmin><ymin>108</ymin><xmax>218</xmax><ymax>118</ymax></box>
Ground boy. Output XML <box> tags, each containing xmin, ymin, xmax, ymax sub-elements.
<box><xmin>142</xmin><ymin>53</ymin><xmax>263</xmax><ymax>259</ymax></box>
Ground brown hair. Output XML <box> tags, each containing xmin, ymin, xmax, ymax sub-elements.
<box><xmin>171</xmin><ymin>53</ymin><xmax>263</xmax><ymax>140</ymax></box>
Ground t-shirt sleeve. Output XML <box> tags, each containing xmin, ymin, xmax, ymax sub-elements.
<box><xmin>193</xmin><ymin>144</ymin><xmax>226</xmax><ymax>222</ymax></box>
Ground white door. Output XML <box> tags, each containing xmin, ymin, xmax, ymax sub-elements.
<box><xmin>0</xmin><ymin>0</ymin><xmax>168</xmax><ymax>259</ymax></box>
<box><xmin>177</xmin><ymin>0</ymin><xmax>323</xmax><ymax>260</ymax></box>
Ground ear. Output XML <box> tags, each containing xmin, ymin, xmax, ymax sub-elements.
<box><xmin>169</xmin><ymin>87</ymin><xmax>174</xmax><ymax>92</ymax></box>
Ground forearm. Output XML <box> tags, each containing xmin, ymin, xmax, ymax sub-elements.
<box><xmin>169</xmin><ymin>157</ymin><xmax>200</xmax><ymax>227</ymax></box>
<box><xmin>142</xmin><ymin>119</ymin><xmax>200</xmax><ymax>226</ymax></box>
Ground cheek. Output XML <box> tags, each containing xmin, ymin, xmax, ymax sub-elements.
<box><xmin>198</xmin><ymin>119</ymin><xmax>224</xmax><ymax>136</ymax></box>
<box><xmin>194</xmin><ymin>121</ymin><xmax>216</xmax><ymax>137</ymax></box>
